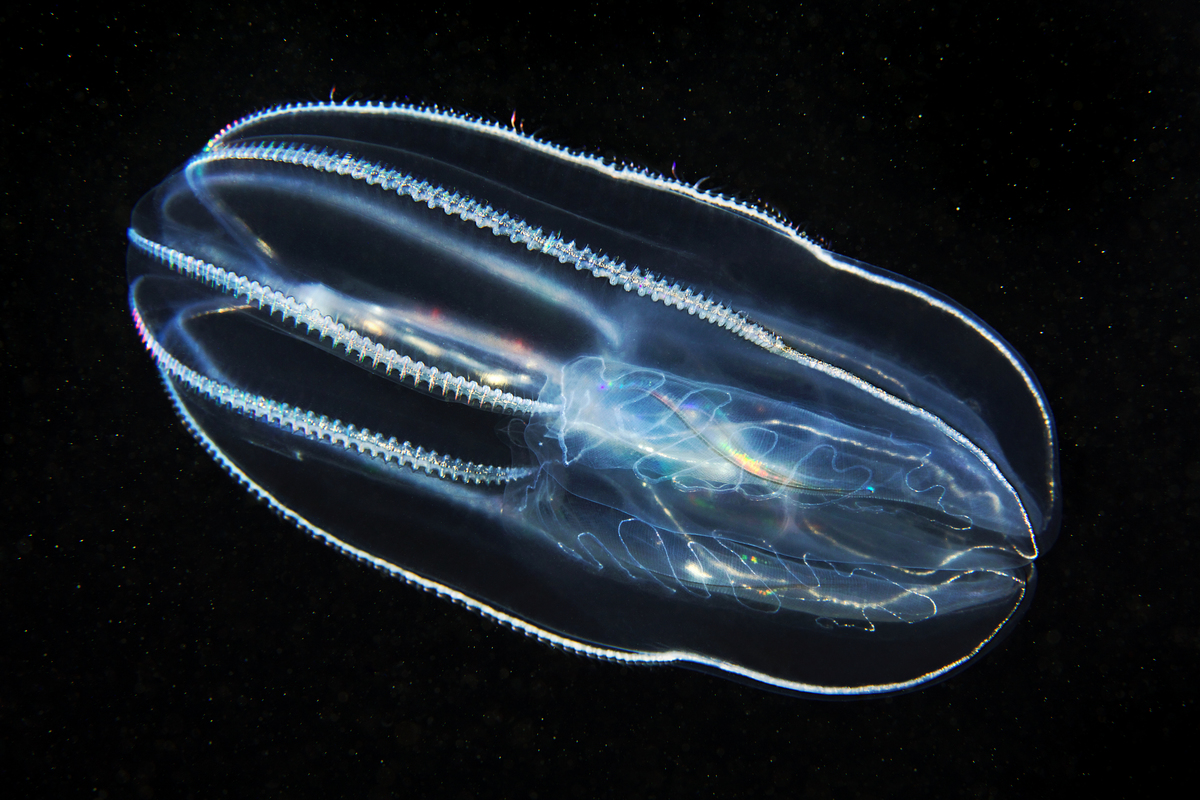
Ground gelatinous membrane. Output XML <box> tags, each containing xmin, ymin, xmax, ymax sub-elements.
<box><xmin>127</xmin><ymin>102</ymin><xmax>1060</xmax><ymax>696</ymax></box>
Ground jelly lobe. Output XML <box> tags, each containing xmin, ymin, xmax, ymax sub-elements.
<box><xmin>511</xmin><ymin>355</ymin><xmax>1030</xmax><ymax>613</ymax></box>
<box><xmin>127</xmin><ymin>102</ymin><xmax>1059</xmax><ymax>695</ymax></box>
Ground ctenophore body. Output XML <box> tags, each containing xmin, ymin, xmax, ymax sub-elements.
<box><xmin>127</xmin><ymin>102</ymin><xmax>1060</xmax><ymax>696</ymax></box>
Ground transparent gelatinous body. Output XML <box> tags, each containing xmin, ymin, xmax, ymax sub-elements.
<box><xmin>127</xmin><ymin>102</ymin><xmax>1060</xmax><ymax>695</ymax></box>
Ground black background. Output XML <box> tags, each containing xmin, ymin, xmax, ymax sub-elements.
<box><xmin>5</xmin><ymin>1</ymin><xmax>1196</xmax><ymax>796</ymax></box>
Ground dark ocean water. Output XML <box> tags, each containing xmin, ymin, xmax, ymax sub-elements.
<box><xmin>5</xmin><ymin>2</ymin><xmax>1195</xmax><ymax>796</ymax></box>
